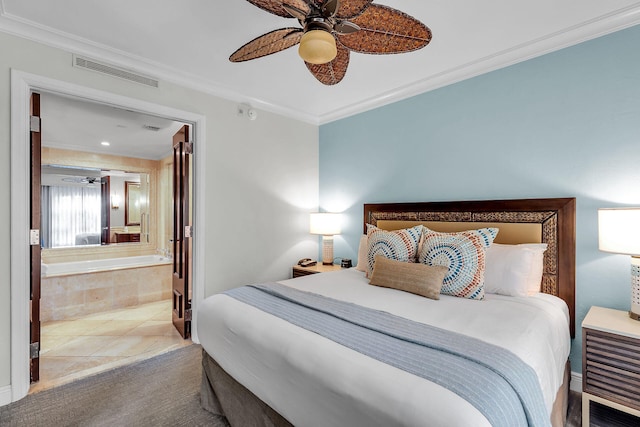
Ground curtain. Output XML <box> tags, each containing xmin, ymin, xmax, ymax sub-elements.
<box><xmin>41</xmin><ymin>185</ymin><xmax>101</xmax><ymax>248</ymax></box>
<box><xmin>41</xmin><ymin>186</ymin><xmax>52</xmax><ymax>248</ymax></box>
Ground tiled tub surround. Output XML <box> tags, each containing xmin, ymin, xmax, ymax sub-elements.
<box><xmin>41</xmin><ymin>255</ymin><xmax>172</xmax><ymax>321</ymax></box>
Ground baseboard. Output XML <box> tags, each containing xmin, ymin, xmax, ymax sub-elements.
<box><xmin>571</xmin><ymin>371</ymin><xmax>582</xmax><ymax>393</ymax></box>
<box><xmin>0</xmin><ymin>384</ymin><xmax>12</xmax><ymax>407</ymax></box>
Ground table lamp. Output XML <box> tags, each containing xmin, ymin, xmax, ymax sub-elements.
<box><xmin>310</xmin><ymin>213</ymin><xmax>341</xmax><ymax>265</ymax></box>
<box><xmin>598</xmin><ymin>207</ymin><xmax>640</xmax><ymax>320</ymax></box>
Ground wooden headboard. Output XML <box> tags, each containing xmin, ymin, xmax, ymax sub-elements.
<box><xmin>363</xmin><ymin>198</ymin><xmax>576</xmax><ymax>337</ymax></box>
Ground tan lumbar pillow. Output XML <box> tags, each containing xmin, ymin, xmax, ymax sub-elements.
<box><xmin>369</xmin><ymin>255</ymin><xmax>448</xmax><ymax>300</ymax></box>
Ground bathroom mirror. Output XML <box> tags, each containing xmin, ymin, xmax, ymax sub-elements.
<box><xmin>41</xmin><ymin>164</ymin><xmax>150</xmax><ymax>248</ymax></box>
<box><xmin>125</xmin><ymin>181</ymin><xmax>141</xmax><ymax>226</ymax></box>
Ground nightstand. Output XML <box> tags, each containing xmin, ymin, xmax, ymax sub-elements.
<box><xmin>582</xmin><ymin>306</ymin><xmax>640</xmax><ymax>426</ymax></box>
<box><xmin>292</xmin><ymin>263</ymin><xmax>343</xmax><ymax>278</ymax></box>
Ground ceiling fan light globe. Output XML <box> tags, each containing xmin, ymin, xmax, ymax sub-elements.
<box><xmin>298</xmin><ymin>30</ymin><xmax>337</xmax><ymax>64</ymax></box>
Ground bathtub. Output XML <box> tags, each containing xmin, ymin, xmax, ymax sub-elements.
<box><xmin>42</xmin><ymin>255</ymin><xmax>171</xmax><ymax>277</ymax></box>
<box><xmin>40</xmin><ymin>255</ymin><xmax>173</xmax><ymax>321</ymax></box>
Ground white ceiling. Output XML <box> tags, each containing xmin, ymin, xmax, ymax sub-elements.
<box><xmin>40</xmin><ymin>92</ymin><xmax>184</xmax><ymax>160</ymax></box>
<box><xmin>2</xmin><ymin>1</ymin><xmax>640</xmax><ymax>125</ymax></box>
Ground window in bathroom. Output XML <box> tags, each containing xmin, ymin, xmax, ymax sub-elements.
<box><xmin>41</xmin><ymin>184</ymin><xmax>101</xmax><ymax>248</ymax></box>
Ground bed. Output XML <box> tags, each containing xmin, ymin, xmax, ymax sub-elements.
<box><xmin>198</xmin><ymin>198</ymin><xmax>576</xmax><ymax>427</ymax></box>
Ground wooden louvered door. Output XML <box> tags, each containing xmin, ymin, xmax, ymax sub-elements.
<box><xmin>100</xmin><ymin>176</ymin><xmax>111</xmax><ymax>244</ymax></box>
<box><xmin>582</xmin><ymin>306</ymin><xmax>640</xmax><ymax>425</ymax></box>
<box><xmin>30</xmin><ymin>92</ymin><xmax>42</xmax><ymax>383</ymax></box>
<box><xmin>171</xmin><ymin>125</ymin><xmax>192</xmax><ymax>339</ymax></box>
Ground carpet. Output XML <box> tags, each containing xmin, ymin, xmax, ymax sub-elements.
<box><xmin>0</xmin><ymin>344</ymin><xmax>229</xmax><ymax>427</ymax></box>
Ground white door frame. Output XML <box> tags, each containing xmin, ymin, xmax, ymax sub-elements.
<box><xmin>10</xmin><ymin>69</ymin><xmax>206</xmax><ymax>403</ymax></box>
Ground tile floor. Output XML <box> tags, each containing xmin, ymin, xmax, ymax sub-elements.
<box><xmin>30</xmin><ymin>299</ymin><xmax>192</xmax><ymax>394</ymax></box>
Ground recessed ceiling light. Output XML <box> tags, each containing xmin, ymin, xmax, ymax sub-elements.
<box><xmin>101</xmin><ymin>141</ymin><xmax>110</xmax><ymax>146</ymax></box>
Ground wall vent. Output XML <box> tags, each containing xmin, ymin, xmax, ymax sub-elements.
<box><xmin>73</xmin><ymin>55</ymin><xmax>159</xmax><ymax>88</ymax></box>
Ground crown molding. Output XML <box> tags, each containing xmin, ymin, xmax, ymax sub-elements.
<box><xmin>0</xmin><ymin>9</ymin><xmax>320</xmax><ymax>125</ymax></box>
<box><xmin>317</xmin><ymin>4</ymin><xmax>640</xmax><ymax>124</ymax></box>
<box><xmin>2</xmin><ymin>4</ymin><xmax>639</xmax><ymax>126</ymax></box>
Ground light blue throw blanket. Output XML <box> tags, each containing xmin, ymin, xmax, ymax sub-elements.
<box><xmin>225</xmin><ymin>283</ymin><xmax>550</xmax><ymax>427</ymax></box>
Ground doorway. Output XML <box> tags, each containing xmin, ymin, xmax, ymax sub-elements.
<box><xmin>31</xmin><ymin>92</ymin><xmax>193</xmax><ymax>391</ymax></box>
<box><xmin>10</xmin><ymin>70</ymin><xmax>206</xmax><ymax>402</ymax></box>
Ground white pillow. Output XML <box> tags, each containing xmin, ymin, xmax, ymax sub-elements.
<box><xmin>355</xmin><ymin>234</ymin><xmax>368</xmax><ymax>272</ymax></box>
<box><xmin>520</xmin><ymin>243</ymin><xmax>548</xmax><ymax>295</ymax></box>
<box><xmin>484</xmin><ymin>243</ymin><xmax>547</xmax><ymax>297</ymax></box>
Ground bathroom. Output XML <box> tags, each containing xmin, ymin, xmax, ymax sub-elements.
<box><xmin>34</xmin><ymin>92</ymin><xmax>192</xmax><ymax>391</ymax></box>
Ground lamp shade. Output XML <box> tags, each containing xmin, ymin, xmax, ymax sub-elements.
<box><xmin>598</xmin><ymin>208</ymin><xmax>640</xmax><ymax>256</ymax></box>
<box><xmin>310</xmin><ymin>213</ymin><xmax>341</xmax><ymax>236</ymax></box>
<box><xmin>298</xmin><ymin>30</ymin><xmax>337</xmax><ymax>65</ymax></box>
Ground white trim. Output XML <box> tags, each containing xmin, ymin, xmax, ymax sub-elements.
<box><xmin>2</xmin><ymin>4</ymin><xmax>640</xmax><ymax>125</ymax></box>
<box><xmin>318</xmin><ymin>4</ymin><xmax>640</xmax><ymax>124</ymax></box>
<box><xmin>9</xmin><ymin>70</ymin><xmax>206</xmax><ymax>403</ymax></box>
<box><xmin>0</xmin><ymin>385</ymin><xmax>12</xmax><ymax>406</ymax></box>
<box><xmin>10</xmin><ymin>70</ymin><xmax>31</xmax><ymax>403</ymax></box>
<box><xmin>0</xmin><ymin>11</ymin><xmax>318</xmax><ymax>125</ymax></box>
<box><xmin>571</xmin><ymin>371</ymin><xmax>582</xmax><ymax>393</ymax></box>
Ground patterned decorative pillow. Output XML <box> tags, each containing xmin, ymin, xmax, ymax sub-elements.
<box><xmin>418</xmin><ymin>226</ymin><xmax>499</xmax><ymax>300</ymax></box>
<box><xmin>366</xmin><ymin>224</ymin><xmax>423</xmax><ymax>277</ymax></box>
<box><xmin>355</xmin><ymin>234</ymin><xmax>368</xmax><ymax>272</ymax></box>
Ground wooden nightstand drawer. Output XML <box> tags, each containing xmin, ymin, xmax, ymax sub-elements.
<box><xmin>582</xmin><ymin>306</ymin><xmax>640</xmax><ymax>426</ymax></box>
<box><xmin>292</xmin><ymin>267</ymin><xmax>317</xmax><ymax>278</ymax></box>
<box><xmin>583</xmin><ymin>328</ymin><xmax>640</xmax><ymax>410</ymax></box>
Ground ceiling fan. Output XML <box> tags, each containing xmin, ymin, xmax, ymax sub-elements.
<box><xmin>230</xmin><ymin>0</ymin><xmax>432</xmax><ymax>85</ymax></box>
<box><xmin>61</xmin><ymin>176</ymin><xmax>100</xmax><ymax>185</ymax></box>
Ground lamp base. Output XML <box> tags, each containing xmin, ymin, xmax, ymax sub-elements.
<box><xmin>631</xmin><ymin>257</ymin><xmax>640</xmax><ymax>321</ymax></box>
<box><xmin>321</xmin><ymin>235</ymin><xmax>334</xmax><ymax>265</ymax></box>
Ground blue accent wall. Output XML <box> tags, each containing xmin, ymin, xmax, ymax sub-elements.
<box><xmin>319</xmin><ymin>24</ymin><xmax>640</xmax><ymax>372</ymax></box>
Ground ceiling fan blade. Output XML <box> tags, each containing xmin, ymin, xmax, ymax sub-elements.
<box><xmin>321</xmin><ymin>0</ymin><xmax>339</xmax><ymax>17</ymax></box>
<box><xmin>230</xmin><ymin>28</ymin><xmax>303</xmax><ymax>62</ymax></box>
<box><xmin>336</xmin><ymin>4</ymin><xmax>431</xmax><ymax>54</ymax></box>
<box><xmin>283</xmin><ymin>0</ymin><xmax>311</xmax><ymax>19</ymax></box>
<box><xmin>334</xmin><ymin>0</ymin><xmax>372</xmax><ymax>19</ymax></box>
<box><xmin>305</xmin><ymin>42</ymin><xmax>350</xmax><ymax>85</ymax></box>
<box><xmin>245</xmin><ymin>0</ymin><xmax>292</xmax><ymax>18</ymax></box>
<box><xmin>283</xmin><ymin>4</ymin><xmax>309</xmax><ymax>20</ymax></box>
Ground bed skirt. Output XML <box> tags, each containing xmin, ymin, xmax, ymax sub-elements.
<box><xmin>200</xmin><ymin>349</ymin><xmax>293</xmax><ymax>426</ymax></box>
<box><xmin>201</xmin><ymin>349</ymin><xmax>570</xmax><ymax>427</ymax></box>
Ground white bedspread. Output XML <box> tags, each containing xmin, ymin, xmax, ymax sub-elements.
<box><xmin>198</xmin><ymin>268</ymin><xmax>570</xmax><ymax>427</ymax></box>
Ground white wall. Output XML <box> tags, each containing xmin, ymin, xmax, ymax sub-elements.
<box><xmin>0</xmin><ymin>31</ymin><xmax>319</xmax><ymax>398</ymax></box>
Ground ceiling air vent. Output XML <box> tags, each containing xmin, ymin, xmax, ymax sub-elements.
<box><xmin>73</xmin><ymin>55</ymin><xmax>159</xmax><ymax>88</ymax></box>
<box><xmin>142</xmin><ymin>124</ymin><xmax>162</xmax><ymax>132</ymax></box>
